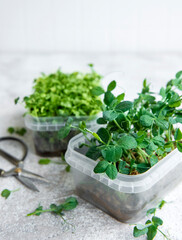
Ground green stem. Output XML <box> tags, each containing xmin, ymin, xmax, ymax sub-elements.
<box><xmin>11</xmin><ymin>188</ymin><xmax>20</xmax><ymax>193</ymax></box>
<box><xmin>114</xmin><ymin>120</ymin><xmax>123</xmax><ymax>132</ymax></box>
<box><xmin>158</xmin><ymin>228</ymin><xmax>170</xmax><ymax>240</ymax></box>
<box><xmin>51</xmin><ymin>161</ymin><xmax>67</xmax><ymax>165</ymax></box>
<box><xmin>27</xmin><ymin>209</ymin><xmax>53</xmax><ymax>216</ymax></box>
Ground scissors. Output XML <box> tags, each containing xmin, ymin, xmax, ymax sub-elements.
<box><xmin>0</xmin><ymin>136</ymin><xmax>48</xmax><ymax>192</ymax></box>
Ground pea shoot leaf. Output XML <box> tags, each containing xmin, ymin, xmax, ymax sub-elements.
<box><xmin>86</xmin><ymin>146</ymin><xmax>101</xmax><ymax>160</ymax></box>
<box><xmin>147</xmin><ymin>225</ymin><xmax>157</xmax><ymax>240</ymax></box>
<box><xmin>177</xmin><ymin>142</ymin><xmax>182</xmax><ymax>152</ymax></box>
<box><xmin>97</xmin><ymin>128</ymin><xmax>110</xmax><ymax>144</ymax></box>
<box><xmin>133</xmin><ymin>226</ymin><xmax>148</xmax><ymax>237</ymax></box>
<box><xmin>140</xmin><ymin>115</ymin><xmax>154</xmax><ymax>127</ymax></box>
<box><xmin>38</xmin><ymin>158</ymin><xmax>51</xmax><ymax>165</ymax></box>
<box><xmin>115</xmin><ymin>101</ymin><xmax>133</xmax><ymax>112</ymax></box>
<box><xmin>101</xmin><ymin>145</ymin><xmax>122</xmax><ymax>162</ymax></box>
<box><xmin>91</xmin><ymin>86</ymin><xmax>105</xmax><ymax>96</ymax></box>
<box><xmin>94</xmin><ymin>161</ymin><xmax>109</xmax><ymax>173</ymax></box>
<box><xmin>174</xmin><ymin>128</ymin><xmax>182</xmax><ymax>141</ymax></box>
<box><xmin>1</xmin><ymin>189</ymin><xmax>11</xmax><ymax>199</ymax></box>
<box><xmin>105</xmin><ymin>164</ymin><xmax>118</xmax><ymax>179</ymax></box>
<box><xmin>103</xmin><ymin>110</ymin><xmax>119</xmax><ymax>121</ymax></box>
<box><xmin>107</xmin><ymin>80</ymin><xmax>116</xmax><ymax>92</ymax></box>
<box><xmin>117</xmin><ymin>135</ymin><xmax>137</xmax><ymax>150</ymax></box>
<box><xmin>104</xmin><ymin>91</ymin><xmax>115</xmax><ymax>106</ymax></box>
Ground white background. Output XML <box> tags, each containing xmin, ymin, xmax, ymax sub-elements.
<box><xmin>1</xmin><ymin>0</ymin><xmax>182</xmax><ymax>53</ymax></box>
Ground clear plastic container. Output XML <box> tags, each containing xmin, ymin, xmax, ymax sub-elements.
<box><xmin>65</xmin><ymin>132</ymin><xmax>182</xmax><ymax>223</ymax></box>
<box><xmin>24</xmin><ymin>115</ymin><xmax>97</xmax><ymax>156</ymax></box>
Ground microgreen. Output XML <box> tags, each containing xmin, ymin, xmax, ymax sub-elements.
<box><xmin>38</xmin><ymin>158</ymin><xmax>64</xmax><ymax>165</ymax></box>
<box><xmin>133</xmin><ymin>200</ymin><xmax>170</xmax><ymax>240</ymax></box>
<box><xmin>60</xmin><ymin>71</ymin><xmax>182</xmax><ymax>180</ymax></box>
<box><xmin>7</xmin><ymin>127</ymin><xmax>27</xmax><ymax>136</ymax></box>
<box><xmin>21</xmin><ymin>64</ymin><xmax>102</xmax><ymax>117</ymax></box>
<box><xmin>38</xmin><ymin>153</ymin><xmax>71</xmax><ymax>172</ymax></box>
<box><xmin>1</xmin><ymin>188</ymin><xmax>20</xmax><ymax>199</ymax></box>
<box><xmin>27</xmin><ymin>197</ymin><xmax>78</xmax><ymax>223</ymax></box>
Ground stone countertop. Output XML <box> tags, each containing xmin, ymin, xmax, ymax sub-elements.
<box><xmin>0</xmin><ymin>52</ymin><xmax>182</xmax><ymax>240</ymax></box>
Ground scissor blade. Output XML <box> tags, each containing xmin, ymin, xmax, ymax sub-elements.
<box><xmin>21</xmin><ymin>169</ymin><xmax>49</xmax><ymax>183</ymax></box>
<box><xmin>16</xmin><ymin>175</ymin><xmax>39</xmax><ymax>192</ymax></box>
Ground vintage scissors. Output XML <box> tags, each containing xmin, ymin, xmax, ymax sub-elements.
<box><xmin>0</xmin><ymin>136</ymin><xmax>48</xmax><ymax>192</ymax></box>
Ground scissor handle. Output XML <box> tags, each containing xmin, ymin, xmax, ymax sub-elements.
<box><xmin>0</xmin><ymin>136</ymin><xmax>28</xmax><ymax>166</ymax></box>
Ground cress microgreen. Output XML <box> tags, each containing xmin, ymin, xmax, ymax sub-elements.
<box><xmin>1</xmin><ymin>188</ymin><xmax>20</xmax><ymax>199</ymax></box>
<box><xmin>133</xmin><ymin>200</ymin><xmax>170</xmax><ymax>240</ymax></box>
<box><xmin>60</xmin><ymin>71</ymin><xmax>182</xmax><ymax>180</ymax></box>
<box><xmin>20</xmin><ymin>64</ymin><xmax>102</xmax><ymax>117</ymax></box>
<box><xmin>27</xmin><ymin>197</ymin><xmax>78</xmax><ymax>224</ymax></box>
<box><xmin>7</xmin><ymin>127</ymin><xmax>27</xmax><ymax>136</ymax></box>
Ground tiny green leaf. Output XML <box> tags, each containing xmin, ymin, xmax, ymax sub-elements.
<box><xmin>97</xmin><ymin>117</ymin><xmax>107</xmax><ymax>124</ymax></box>
<box><xmin>107</xmin><ymin>80</ymin><xmax>116</xmax><ymax>92</ymax></box>
<box><xmin>133</xmin><ymin>226</ymin><xmax>148</xmax><ymax>237</ymax></box>
<box><xmin>1</xmin><ymin>189</ymin><xmax>11</xmax><ymax>199</ymax></box>
<box><xmin>118</xmin><ymin>160</ymin><xmax>126</xmax><ymax>170</ymax></box>
<box><xmin>58</xmin><ymin>125</ymin><xmax>71</xmax><ymax>139</ymax></box>
<box><xmin>152</xmin><ymin>216</ymin><xmax>163</xmax><ymax>226</ymax></box>
<box><xmin>38</xmin><ymin>158</ymin><xmax>51</xmax><ymax>165</ymax></box>
<box><xmin>155</xmin><ymin>119</ymin><xmax>169</xmax><ymax>130</ymax></box>
<box><xmin>94</xmin><ymin>161</ymin><xmax>109</xmax><ymax>173</ymax></box>
<box><xmin>91</xmin><ymin>86</ymin><xmax>105</xmax><ymax>96</ymax></box>
<box><xmin>146</xmin><ymin>208</ymin><xmax>156</xmax><ymax>216</ymax></box>
<box><xmin>174</xmin><ymin>128</ymin><xmax>182</xmax><ymax>141</ymax></box>
<box><xmin>152</xmin><ymin>136</ymin><xmax>165</xmax><ymax>147</ymax></box>
<box><xmin>14</xmin><ymin>97</ymin><xmax>20</xmax><ymax>104</ymax></box>
<box><xmin>147</xmin><ymin>225</ymin><xmax>157</xmax><ymax>240</ymax></box>
<box><xmin>116</xmin><ymin>93</ymin><xmax>125</xmax><ymax>102</ymax></box>
<box><xmin>106</xmin><ymin>164</ymin><xmax>118</xmax><ymax>179</ymax></box>
<box><xmin>136</xmin><ymin>224</ymin><xmax>148</xmax><ymax>230</ymax></box>
<box><xmin>7</xmin><ymin>127</ymin><xmax>15</xmax><ymax>134</ymax></box>
<box><xmin>86</xmin><ymin>146</ymin><xmax>101</xmax><ymax>160</ymax></box>
<box><xmin>115</xmin><ymin>101</ymin><xmax>133</xmax><ymax>112</ymax></box>
<box><xmin>101</xmin><ymin>145</ymin><xmax>122</xmax><ymax>162</ymax></box>
<box><xmin>118</xmin><ymin>135</ymin><xmax>137</xmax><ymax>150</ymax></box>
<box><xmin>158</xmin><ymin>200</ymin><xmax>166</xmax><ymax>209</ymax></box>
<box><xmin>97</xmin><ymin>128</ymin><xmax>110</xmax><ymax>144</ymax></box>
<box><xmin>177</xmin><ymin>142</ymin><xmax>182</xmax><ymax>152</ymax></box>
<box><xmin>61</xmin><ymin>197</ymin><xmax>78</xmax><ymax>211</ymax></box>
<box><xmin>140</xmin><ymin>115</ymin><xmax>154</xmax><ymax>127</ymax></box>
<box><xmin>150</xmin><ymin>155</ymin><xmax>158</xmax><ymax>167</ymax></box>
<box><xmin>176</xmin><ymin>70</ymin><xmax>182</xmax><ymax>78</ymax></box>
<box><xmin>103</xmin><ymin>110</ymin><xmax>119</xmax><ymax>121</ymax></box>
<box><xmin>104</xmin><ymin>91</ymin><xmax>115</xmax><ymax>106</ymax></box>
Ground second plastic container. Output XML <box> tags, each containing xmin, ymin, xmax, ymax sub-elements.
<box><xmin>25</xmin><ymin>115</ymin><xmax>97</xmax><ymax>156</ymax></box>
<box><xmin>65</xmin><ymin>132</ymin><xmax>182</xmax><ymax>223</ymax></box>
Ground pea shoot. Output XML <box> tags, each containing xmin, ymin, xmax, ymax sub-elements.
<box><xmin>59</xmin><ymin>71</ymin><xmax>182</xmax><ymax>180</ymax></box>
<box><xmin>133</xmin><ymin>200</ymin><xmax>170</xmax><ymax>240</ymax></box>
<box><xmin>27</xmin><ymin>197</ymin><xmax>78</xmax><ymax>223</ymax></box>
<box><xmin>1</xmin><ymin>188</ymin><xmax>20</xmax><ymax>199</ymax></box>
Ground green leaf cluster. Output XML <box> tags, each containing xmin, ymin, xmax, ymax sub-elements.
<box><xmin>133</xmin><ymin>200</ymin><xmax>170</xmax><ymax>240</ymax></box>
<box><xmin>22</xmin><ymin>64</ymin><xmax>102</xmax><ymax>117</ymax></box>
<box><xmin>7</xmin><ymin>127</ymin><xmax>27</xmax><ymax>136</ymax></box>
<box><xmin>27</xmin><ymin>197</ymin><xmax>78</xmax><ymax>222</ymax></box>
<box><xmin>60</xmin><ymin>74</ymin><xmax>182</xmax><ymax>180</ymax></box>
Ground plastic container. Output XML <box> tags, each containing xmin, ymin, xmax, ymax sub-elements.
<box><xmin>24</xmin><ymin>115</ymin><xmax>97</xmax><ymax>156</ymax></box>
<box><xmin>65</xmin><ymin>132</ymin><xmax>182</xmax><ymax>223</ymax></box>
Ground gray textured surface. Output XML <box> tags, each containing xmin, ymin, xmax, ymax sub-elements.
<box><xmin>0</xmin><ymin>53</ymin><xmax>182</xmax><ymax>240</ymax></box>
